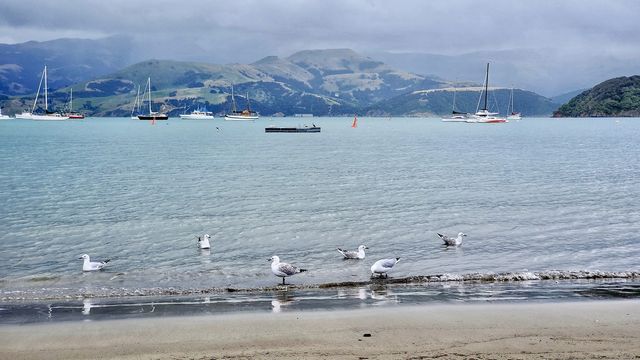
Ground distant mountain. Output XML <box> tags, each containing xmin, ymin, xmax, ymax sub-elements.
<box><xmin>0</xmin><ymin>36</ymin><xmax>136</xmax><ymax>96</ymax></box>
<box><xmin>4</xmin><ymin>49</ymin><xmax>447</xmax><ymax>117</ymax></box>
<box><xmin>366</xmin><ymin>87</ymin><xmax>558</xmax><ymax>117</ymax></box>
<box><xmin>370</xmin><ymin>49</ymin><xmax>640</xmax><ymax>97</ymax></box>
<box><xmin>1</xmin><ymin>42</ymin><xmax>557</xmax><ymax>117</ymax></box>
<box><xmin>554</xmin><ymin>76</ymin><xmax>640</xmax><ymax>117</ymax></box>
<box><xmin>550</xmin><ymin>89</ymin><xmax>588</xmax><ymax>106</ymax></box>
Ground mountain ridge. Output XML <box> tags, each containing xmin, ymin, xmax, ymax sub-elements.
<box><xmin>1</xmin><ymin>40</ymin><xmax>558</xmax><ymax>117</ymax></box>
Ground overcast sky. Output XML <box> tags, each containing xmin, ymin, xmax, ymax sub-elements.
<box><xmin>1</xmin><ymin>0</ymin><xmax>639</xmax><ymax>64</ymax></box>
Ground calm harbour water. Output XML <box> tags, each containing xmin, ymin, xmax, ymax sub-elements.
<box><xmin>1</xmin><ymin>117</ymin><xmax>639</xmax><ymax>308</ymax></box>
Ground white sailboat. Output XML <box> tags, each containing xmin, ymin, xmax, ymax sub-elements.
<box><xmin>442</xmin><ymin>84</ymin><xmax>471</xmax><ymax>122</ymax></box>
<box><xmin>224</xmin><ymin>86</ymin><xmax>258</xmax><ymax>121</ymax></box>
<box><xmin>467</xmin><ymin>63</ymin><xmax>507</xmax><ymax>124</ymax></box>
<box><xmin>15</xmin><ymin>65</ymin><xmax>69</xmax><ymax>120</ymax></box>
<box><xmin>130</xmin><ymin>84</ymin><xmax>141</xmax><ymax>119</ymax></box>
<box><xmin>506</xmin><ymin>87</ymin><xmax>522</xmax><ymax>121</ymax></box>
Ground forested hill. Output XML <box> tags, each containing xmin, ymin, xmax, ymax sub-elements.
<box><xmin>554</xmin><ymin>76</ymin><xmax>640</xmax><ymax>117</ymax></box>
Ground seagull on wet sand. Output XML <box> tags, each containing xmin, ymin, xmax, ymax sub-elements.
<box><xmin>79</xmin><ymin>254</ymin><xmax>110</xmax><ymax>271</ymax></box>
<box><xmin>337</xmin><ymin>245</ymin><xmax>368</xmax><ymax>259</ymax></box>
<box><xmin>370</xmin><ymin>258</ymin><xmax>400</xmax><ymax>278</ymax></box>
<box><xmin>197</xmin><ymin>234</ymin><xmax>211</xmax><ymax>249</ymax></box>
<box><xmin>269</xmin><ymin>256</ymin><xmax>307</xmax><ymax>285</ymax></box>
<box><xmin>437</xmin><ymin>232</ymin><xmax>466</xmax><ymax>247</ymax></box>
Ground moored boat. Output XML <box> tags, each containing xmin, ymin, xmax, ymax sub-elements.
<box><xmin>180</xmin><ymin>108</ymin><xmax>214</xmax><ymax>120</ymax></box>
<box><xmin>506</xmin><ymin>87</ymin><xmax>522</xmax><ymax>121</ymax></box>
<box><xmin>65</xmin><ymin>89</ymin><xmax>84</xmax><ymax>119</ymax></box>
<box><xmin>137</xmin><ymin>77</ymin><xmax>168</xmax><ymax>120</ymax></box>
<box><xmin>467</xmin><ymin>63</ymin><xmax>508</xmax><ymax>123</ymax></box>
<box><xmin>442</xmin><ymin>84</ymin><xmax>472</xmax><ymax>122</ymax></box>
<box><xmin>224</xmin><ymin>86</ymin><xmax>258</xmax><ymax>121</ymax></box>
<box><xmin>15</xmin><ymin>65</ymin><xmax>69</xmax><ymax>120</ymax></box>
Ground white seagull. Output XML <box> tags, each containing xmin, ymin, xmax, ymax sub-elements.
<box><xmin>370</xmin><ymin>258</ymin><xmax>400</xmax><ymax>278</ymax></box>
<box><xmin>437</xmin><ymin>232</ymin><xmax>466</xmax><ymax>247</ymax></box>
<box><xmin>79</xmin><ymin>254</ymin><xmax>110</xmax><ymax>271</ymax></box>
<box><xmin>269</xmin><ymin>255</ymin><xmax>307</xmax><ymax>285</ymax></box>
<box><xmin>337</xmin><ymin>245</ymin><xmax>368</xmax><ymax>259</ymax></box>
<box><xmin>197</xmin><ymin>234</ymin><xmax>211</xmax><ymax>249</ymax></box>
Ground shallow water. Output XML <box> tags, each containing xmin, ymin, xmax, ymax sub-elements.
<box><xmin>1</xmin><ymin>117</ymin><xmax>639</xmax><ymax>301</ymax></box>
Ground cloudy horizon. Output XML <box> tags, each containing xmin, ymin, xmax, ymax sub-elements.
<box><xmin>2</xmin><ymin>0</ymin><xmax>640</xmax><ymax>95</ymax></box>
<box><xmin>2</xmin><ymin>0</ymin><xmax>639</xmax><ymax>61</ymax></box>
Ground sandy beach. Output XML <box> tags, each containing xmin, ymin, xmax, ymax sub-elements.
<box><xmin>1</xmin><ymin>300</ymin><xmax>638</xmax><ymax>359</ymax></box>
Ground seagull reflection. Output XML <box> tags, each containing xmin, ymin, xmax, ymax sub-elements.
<box><xmin>336</xmin><ymin>287</ymin><xmax>368</xmax><ymax>300</ymax></box>
<box><xmin>369</xmin><ymin>285</ymin><xmax>399</xmax><ymax>304</ymax></box>
<box><xmin>271</xmin><ymin>292</ymin><xmax>294</xmax><ymax>313</ymax></box>
<box><xmin>82</xmin><ymin>298</ymin><xmax>92</xmax><ymax>315</ymax></box>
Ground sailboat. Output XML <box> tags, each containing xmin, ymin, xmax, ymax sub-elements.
<box><xmin>130</xmin><ymin>84</ymin><xmax>141</xmax><ymax>119</ymax></box>
<box><xmin>66</xmin><ymin>88</ymin><xmax>85</xmax><ymax>119</ymax></box>
<box><xmin>467</xmin><ymin>63</ymin><xmax>507</xmax><ymax>123</ymax></box>
<box><xmin>137</xmin><ymin>77</ymin><xmax>168</xmax><ymax>120</ymax></box>
<box><xmin>506</xmin><ymin>87</ymin><xmax>522</xmax><ymax>121</ymax></box>
<box><xmin>441</xmin><ymin>84</ymin><xmax>471</xmax><ymax>122</ymax></box>
<box><xmin>224</xmin><ymin>86</ymin><xmax>258</xmax><ymax>121</ymax></box>
<box><xmin>351</xmin><ymin>114</ymin><xmax>358</xmax><ymax>128</ymax></box>
<box><xmin>15</xmin><ymin>65</ymin><xmax>69</xmax><ymax>120</ymax></box>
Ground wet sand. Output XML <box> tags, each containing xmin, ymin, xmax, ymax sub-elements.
<box><xmin>1</xmin><ymin>300</ymin><xmax>638</xmax><ymax>359</ymax></box>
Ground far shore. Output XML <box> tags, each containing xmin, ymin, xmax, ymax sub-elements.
<box><xmin>1</xmin><ymin>300</ymin><xmax>638</xmax><ymax>359</ymax></box>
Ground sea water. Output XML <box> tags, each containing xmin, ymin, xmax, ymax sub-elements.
<box><xmin>1</xmin><ymin>117</ymin><xmax>639</xmax><ymax>305</ymax></box>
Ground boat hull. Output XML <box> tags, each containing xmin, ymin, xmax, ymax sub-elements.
<box><xmin>15</xmin><ymin>113</ymin><xmax>69</xmax><ymax>120</ymax></box>
<box><xmin>265</xmin><ymin>126</ymin><xmax>320</xmax><ymax>133</ymax></box>
<box><xmin>138</xmin><ymin>114</ymin><xmax>169</xmax><ymax>120</ymax></box>
<box><xmin>179</xmin><ymin>114</ymin><xmax>215</xmax><ymax>120</ymax></box>
<box><xmin>467</xmin><ymin>117</ymin><xmax>508</xmax><ymax>123</ymax></box>
<box><xmin>225</xmin><ymin>114</ymin><xmax>258</xmax><ymax>121</ymax></box>
<box><xmin>441</xmin><ymin>117</ymin><xmax>469</xmax><ymax>122</ymax></box>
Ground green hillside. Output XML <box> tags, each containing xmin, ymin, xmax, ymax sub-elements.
<box><xmin>3</xmin><ymin>49</ymin><xmax>558</xmax><ymax>117</ymax></box>
<box><xmin>554</xmin><ymin>76</ymin><xmax>640</xmax><ymax>117</ymax></box>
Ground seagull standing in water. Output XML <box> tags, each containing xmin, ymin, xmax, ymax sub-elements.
<box><xmin>79</xmin><ymin>254</ymin><xmax>110</xmax><ymax>271</ymax></box>
<box><xmin>370</xmin><ymin>258</ymin><xmax>400</xmax><ymax>278</ymax></box>
<box><xmin>197</xmin><ymin>234</ymin><xmax>211</xmax><ymax>249</ymax></box>
<box><xmin>269</xmin><ymin>256</ymin><xmax>307</xmax><ymax>285</ymax></box>
<box><xmin>337</xmin><ymin>245</ymin><xmax>368</xmax><ymax>259</ymax></box>
<box><xmin>437</xmin><ymin>232</ymin><xmax>466</xmax><ymax>247</ymax></box>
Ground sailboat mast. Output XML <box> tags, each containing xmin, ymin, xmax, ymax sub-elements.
<box><xmin>246</xmin><ymin>92</ymin><xmax>251</xmax><ymax>112</ymax></box>
<box><xmin>44</xmin><ymin>65</ymin><xmax>48</xmax><ymax>112</ymax></box>
<box><xmin>32</xmin><ymin>67</ymin><xmax>45</xmax><ymax>113</ymax></box>
<box><xmin>70</xmin><ymin>88</ymin><xmax>73</xmax><ymax>111</ymax></box>
<box><xmin>483</xmin><ymin>63</ymin><xmax>489</xmax><ymax>111</ymax></box>
<box><xmin>147</xmin><ymin>77</ymin><xmax>152</xmax><ymax>114</ymax></box>
<box><xmin>231</xmin><ymin>86</ymin><xmax>237</xmax><ymax>112</ymax></box>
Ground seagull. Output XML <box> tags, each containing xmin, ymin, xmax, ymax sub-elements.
<box><xmin>78</xmin><ymin>254</ymin><xmax>110</xmax><ymax>271</ymax></box>
<box><xmin>197</xmin><ymin>234</ymin><xmax>211</xmax><ymax>249</ymax></box>
<box><xmin>268</xmin><ymin>255</ymin><xmax>307</xmax><ymax>285</ymax></box>
<box><xmin>437</xmin><ymin>232</ymin><xmax>466</xmax><ymax>247</ymax></box>
<box><xmin>370</xmin><ymin>258</ymin><xmax>400</xmax><ymax>278</ymax></box>
<box><xmin>337</xmin><ymin>245</ymin><xmax>368</xmax><ymax>259</ymax></box>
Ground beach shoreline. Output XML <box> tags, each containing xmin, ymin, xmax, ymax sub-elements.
<box><xmin>1</xmin><ymin>300</ymin><xmax>638</xmax><ymax>359</ymax></box>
